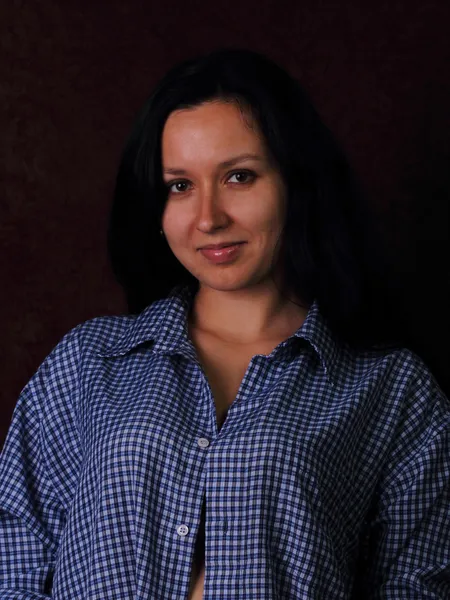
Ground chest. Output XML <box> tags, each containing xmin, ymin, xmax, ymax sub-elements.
<box><xmin>83</xmin><ymin>345</ymin><xmax>383</xmax><ymax>511</ymax></box>
<box><xmin>189</xmin><ymin>332</ymin><xmax>282</xmax><ymax>430</ymax></box>
<box><xmin>77</xmin><ymin>346</ymin><xmax>390</xmax><ymax>581</ymax></box>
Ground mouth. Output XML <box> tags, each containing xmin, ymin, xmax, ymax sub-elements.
<box><xmin>198</xmin><ymin>241</ymin><xmax>246</xmax><ymax>264</ymax></box>
<box><xmin>198</xmin><ymin>241</ymin><xmax>245</xmax><ymax>250</ymax></box>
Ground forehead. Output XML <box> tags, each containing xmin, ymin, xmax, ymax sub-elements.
<box><xmin>161</xmin><ymin>101</ymin><xmax>266</xmax><ymax>165</ymax></box>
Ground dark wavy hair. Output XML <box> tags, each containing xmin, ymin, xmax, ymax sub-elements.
<box><xmin>108</xmin><ymin>48</ymin><xmax>398</xmax><ymax>348</ymax></box>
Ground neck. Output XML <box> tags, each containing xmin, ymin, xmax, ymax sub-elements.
<box><xmin>188</xmin><ymin>281</ymin><xmax>308</xmax><ymax>345</ymax></box>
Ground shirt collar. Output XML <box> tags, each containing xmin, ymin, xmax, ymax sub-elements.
<box><xmin>98</xmin><ymin>285</ymin><xmax>342</xmax><ymax>385</ymax></box>
<box><xmin>97</xmin><ymin>284</ymin><xmax>197</xmax><ymax>361</ymax></box>
<box><xmin>292</xmin><ymin>301</ymin><xmax>342</xmax><ymax>386</ymax></box>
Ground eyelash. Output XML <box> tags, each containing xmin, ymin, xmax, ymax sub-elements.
<box><xmin>166</xmin><ymin>170</ymin><xmax>257</xmax><ymax>195</ymax></box>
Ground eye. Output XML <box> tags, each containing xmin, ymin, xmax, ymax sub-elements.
<box><xmin>166</xmin><ymin>180</ymin><xmax>191</xmax><ymax>194</ymax></box>
<box><xmin>227</xmin><ymin>170</ymin><xmax>256</xmax><ymax>184</ymax></box>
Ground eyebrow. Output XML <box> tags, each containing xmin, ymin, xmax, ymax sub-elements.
<box><xmin>163</xmin><ymin>153</ymin><xmax>264</xmax><ymax>176</ymax></box>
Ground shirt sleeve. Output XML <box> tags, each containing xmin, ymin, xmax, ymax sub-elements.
<box><xmin>0</xmin><ymin>326</ymin><xmax>83</xmax><ymax>599</ymax></box>
<box><xmin>358</xmin><ymin>354</ymin><xmax>450</xmax><ymax>599</ymax></box>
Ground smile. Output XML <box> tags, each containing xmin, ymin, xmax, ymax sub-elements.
<box><xmin>199</xmin><ymin>242</ymin><xmax>246</xmax><ymax>264</ymax></box>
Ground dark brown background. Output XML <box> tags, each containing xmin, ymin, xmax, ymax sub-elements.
<box><xmin>1</xmin><ymin>0</ymin><xmax>449</xmax><ymax>447</ymax></box>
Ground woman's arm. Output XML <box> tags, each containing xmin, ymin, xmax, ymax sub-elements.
<box><xmin>0</xmin><ymin>327</ymin><xmax>83</xmax><ymax>599</ymax></box>
<box><xmin>357</xmin><ymin>360</ymin><xmax>450</xmax><ymax>598</ymax></box>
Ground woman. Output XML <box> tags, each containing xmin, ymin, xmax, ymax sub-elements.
<box><xmin>1</xmin><ymin>49</ymin><xmax>449</xmax><ymax>599</ymax></box>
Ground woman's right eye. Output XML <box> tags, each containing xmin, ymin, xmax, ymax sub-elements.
<box><xmin>167</xmin><ymin>180</ymin><xmax>190</xmax><ymax>194</ymax></box>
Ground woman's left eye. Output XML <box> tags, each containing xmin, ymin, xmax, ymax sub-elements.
<box><xmin>227</xmin><ymin>170</ymin><xmax>255</xmax><ymax>184</ymax></box>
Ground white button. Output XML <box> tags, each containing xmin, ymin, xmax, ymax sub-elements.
<box><xmin>177</xmin><ymin>524</ymin><xmax>189</xmax><ymax>537</ymax></box>
<box><xmin>197</xmin><ymin>437</ymin><xmax>210</xmax><ymax>449</ymax></box>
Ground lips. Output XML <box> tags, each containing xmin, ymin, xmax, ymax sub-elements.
<box><xmin>199</xmin><ymin>242</ymin><xmax>245</xmax><ymax>264</ymax></box>
<box><xmin>199</xmin><ymin>242</ymin><xmax>244</xmax><ymax>250</ymax></box>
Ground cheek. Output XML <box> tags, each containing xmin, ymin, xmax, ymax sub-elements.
<box><xmin>242</xmin><ymin>182</ymin><xmax>286</xmax><ymax>233</ymax></box>
<box><xmin>249</xmin><ymin>202</ymin><xmax>285</xmax><ymax>238</ymax></box>
<box><xmin>162</xmin><ymin>203</ymin><xmax>190</xmax><ymax>241</ymax></box>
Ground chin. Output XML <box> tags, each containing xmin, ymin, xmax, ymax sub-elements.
<box><xmin>208</xmin><ymin>283</ymin><xmax>250</xmax><ymax>293</ymax></box>
<box><xmin>197</xmin><ymin>271</ymin><xmax>270</xmax><ymax>293</ymax></box>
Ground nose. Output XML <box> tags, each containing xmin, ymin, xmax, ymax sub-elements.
<box><xmin>195</xmin><ymin>185</ymin><xmax>230</xmax><ymax>233</ymax></box>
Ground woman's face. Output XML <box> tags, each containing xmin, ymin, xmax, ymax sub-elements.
<box><xmin>161</xmin><ymin>100</ymin><xmax>287</xmax><ymax>293</ymax></box>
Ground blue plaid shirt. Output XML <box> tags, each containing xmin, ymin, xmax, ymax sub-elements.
<box><xmin>1</xmin><ymin>284</ymin><xmax>449</xmax><ymax>599</ymax></box>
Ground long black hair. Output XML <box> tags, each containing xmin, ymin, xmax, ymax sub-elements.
<box><xmin>108</xmin><ymin>48</ymin><xmax>399</xmax><ymax>349</ymax></box>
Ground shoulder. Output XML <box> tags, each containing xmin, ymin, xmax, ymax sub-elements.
<box><xmin>49</xmin><ymin>296</ymin><xmax>170</xmax><ymax>362</ymax></box>
<box><xmin>23</xmin><ymin>299</ymin><xmax>170</xmax><ymax>403</ymax></box>
<box><xmin>342</xmin><ymin>344</ymin><xmax>443</xmax><ymax>390</ymax></box>
<box><xmin>73</xmin><ymin>313</ymin><xmax>137</xmax><ymax>356</ymax></box>
<box><xmin>33</xmin><ymin>314</ymin><xmax>136</xmax><ymax>373</ymax></box>
<box><xmin>333</xmin><ymin>344</ymin><xmax>449</xmax><ymax>425</ymax></box>
<box><xmin>378</xmin><ymin>347</ymin><xmax>446</xmax><ymax>403</ymax></box>
<box><xmin>355</xmin><ymin>345</ymin><xmax>450</xmax><ymax>443</ymax></box>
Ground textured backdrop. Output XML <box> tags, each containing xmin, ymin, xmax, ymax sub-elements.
<box><xmin>1</xmin><ymin>0</ymin><xmax>449</xmax><ymax>445</ymax></box>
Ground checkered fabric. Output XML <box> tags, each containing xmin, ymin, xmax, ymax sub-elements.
<box><xmin>1</xmin><ymin>284</ymin><xmax>449</xmax><ymax>599</ymax></box>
